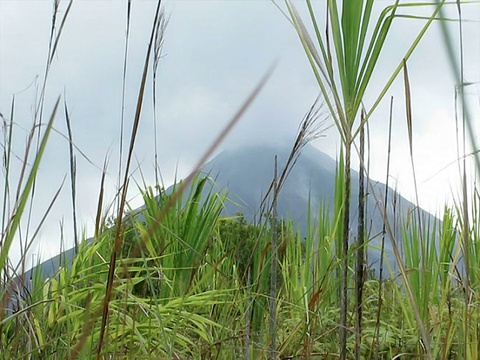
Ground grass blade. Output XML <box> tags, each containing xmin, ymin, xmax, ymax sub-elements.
<box><xmin>0</xmin><ymin>97</ymin><xmax>60</xmax><ymax>273</ymax></box>
<box><xmin>96</xmin><ymin>1</ymin><xmax>164</xmax><ymax>357</ymax></box>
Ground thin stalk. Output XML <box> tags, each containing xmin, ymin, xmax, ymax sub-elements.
<box><xmin>0</xmin><ymin>99</ymin><xmax>14</xmax><ymax>319</ymax></box>
<box><xmin>455</xmin><ymin>1</ymin><xmax>472</xmax><ymax>355</ymax></box>
<box><xmin>152</xmin><ymin>7</ymin><xmax>167</xmax><ymax>191</ymax></box>
<box><xmin>0</xmin><ymin>97</ymin><xmax>60</xmax><ymax>272</ymax></box>
<box><xmin>403</xmin><ymin>59</ymin><xmax>425</xmax><ymax>268</ymax></box>
<box><xmin>1</xmin><ymin>98</ymin><xmax>14</xmax><ymax>245</ymax></box>
<box><xmin>22</xmin><ymin>0</ymin><xmax>72</xmax><ymax>277</ymax></box>
<box><xmin>340</xmin><ymin>137</ymin><xmax>351</xmax><ymax>360</ymax></box>
<box><xmin>117</xmin><ymin>0</ymin><xmax>131</xmax><ymax>209</ymax></box>
<box><xmin>64</xmin><ymin>99</ymin><xmax>78</xmax><ymax>254</ymax></box>
<box><xmin>244</xmin><ymin>268</ymin><xmax>251</xmax><ymax>360</ymax></box>
<box><xmin>94</xmin><ymin>158</ymin><xmax>109</xmax><ymax>239</ymax></box>
<box><xmin>373</xmin><ymin>96</ymin><xmax>394</xmax><ymax>360</ymax></box>
<box><xmin>436</xmin><ymin>0</ymin><xmax>480</xmax><ymax>174</ymax></box>
<box><xmin>355</xmin><ymin>111</ymin><xmax>365</xmax><ymax>360</ymax></box>
<box><xmin>403</xmin><ymin>59</ymin><xmax>431</xmax><ymax>355</ymax></box>
<box><xmin>268</xmin><ymin>157</ymin><xmax>278</xmax><ymax>360</ymax></box>
<box><xmin>260</xmin><ymin>97</ymin><xmax>328</xmax><ymax>214</ymax></box>
<box><xmin>96</xmin><ymin>2</ymin><xmax>164</xmax><ymax>357</ymax></box>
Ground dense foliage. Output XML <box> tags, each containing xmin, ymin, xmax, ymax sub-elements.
<box><xmin>1</xmin><ymin>175</ymin><xmax>476</xmax><ymax>359</ymax></box>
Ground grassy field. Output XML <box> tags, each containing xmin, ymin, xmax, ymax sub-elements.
<box><xmin>1</xmin><ymin>0</ymin><xmax>479</xmax><ymax>359</ymax></box>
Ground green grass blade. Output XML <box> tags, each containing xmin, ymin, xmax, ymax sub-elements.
<box><xmin>0</xmin><ymin>97</ymin><xmax>60</xmax><ymax>272</ymax></box>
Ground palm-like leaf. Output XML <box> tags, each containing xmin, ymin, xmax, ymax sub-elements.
<box><xmin>286</xmin><ymin>1</ymin><xmax>447</xmax><ymax>358</ymax></box>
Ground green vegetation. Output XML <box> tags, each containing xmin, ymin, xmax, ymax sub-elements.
<box><xmin>1</xmin><ymin>0</ymin><xmax>480</xmax><ymax>359</ymax></box>
<box><xmin>0</xmin><ymin>175</ymin><xmax>476</xmax><ymax>359</ymax></box>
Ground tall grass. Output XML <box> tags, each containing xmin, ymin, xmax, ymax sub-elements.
<box><xmin>2</xmin><ymin>0</ymin><xmax>480</xmax><ymax>359</ymax></box>
<box><xmin>286</xmin><ymin>1</ymin><xmax>459</xmax><ymax>358</ymax></box>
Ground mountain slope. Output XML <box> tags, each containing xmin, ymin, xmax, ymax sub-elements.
<box><xmin>195</xmin><ymin>143</ymin><xmax>437</xmax><ymax>273</ymax></box>
<box><xmin>24</xmin><ymin>143</ymin><xmax>437</xmax><ymax>279</ymax></box>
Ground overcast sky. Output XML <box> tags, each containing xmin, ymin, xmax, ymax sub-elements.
<box><xmin>1</xmin><ymin>0</ymin><xmax>480</xmax><ymax>268</ymax></box>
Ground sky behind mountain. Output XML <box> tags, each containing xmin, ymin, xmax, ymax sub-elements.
<box><xmin>1</xmin><ymin>1</ymin><xmax>480</xmax><ymax>267</ymax></box>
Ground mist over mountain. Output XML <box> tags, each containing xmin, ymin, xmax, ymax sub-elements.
<box><xmin>24</xmin><ymin>143</ymin><xmax>438</xmax><ymax>280</ymax></box>
<box><xmin>192</xmin><ymin>143</ymin><xmax>438</xmax><ymax>273</ymax></box>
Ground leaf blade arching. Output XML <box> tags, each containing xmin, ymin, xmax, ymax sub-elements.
<box><xmin>403</xmin><ymin>59</ymin><xmax>414</xmax><ymax>157</ymax></box>
<box><xmin>0</xmin><ymin>97</ymin><xmax>60</xmax><ymax>273</ymax></box>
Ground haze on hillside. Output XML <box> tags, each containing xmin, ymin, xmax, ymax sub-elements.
<box><xmin>29</xmin><ymin>143</ymin><xmax>437</xmax><ymax>278</ymax></box>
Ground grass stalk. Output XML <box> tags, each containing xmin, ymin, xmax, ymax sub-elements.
<box><xmin>340</xmin><ymin>139</ymin><xmax>351</xmax><ymax>359</ymax></box>
<box><xmin>373</xmin><ymin>96</ymin><xmax>394</xmax><ymax>359</ymax></box>
<box><xmin>268</xmin><ymin>158</ymin><xmax>278</xmax><ymax>360</ymax></box>
<box><xmin>455</xmin><ymin>1</ymin><xmax>473</xmax><ymax>354</ymax></box>
<box><xmin>96</xmin><ymin>2</ymin><xmax>164</xmax><ymax>356</ymax></box>
<box><xmin>0</xmin><ymin>98</ymin><xmax>60</xmax><ymax>273</ymax></box>
<box><xmin>64</xmin><ymin>99</ymin><xmax>78</xmax><ymax>254</ymax></box>
<box><xmin>355</xmin><ymin>110</ymin><xmax>366</xmax><ymax>360</ymax></box>
<box><xmin>117</xmin><ymin>0</ymin><xmax>131</xmax><ymax>202</ymax></box>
